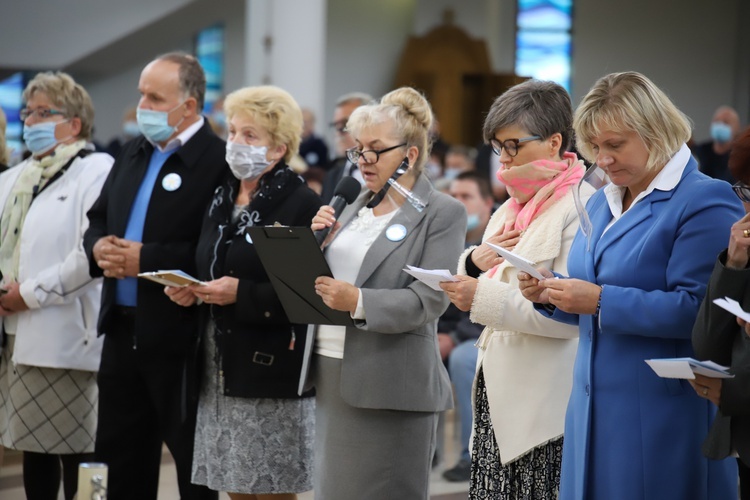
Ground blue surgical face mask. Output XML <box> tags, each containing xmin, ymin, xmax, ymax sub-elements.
<box><xmin>466</xmin><ymin>213</ymin><xmax>480</xmax><ymax>232</ymax></box>
<box><xmin>137</xmin><ymin>101</ymin><xmax>185</xmax><ymax>143</ymax></box>
<box><xmin>123</xmin><ymin>120</ymin><xmax>140</xmax><ymax>138</ymax></box>
<box><xmin>444</xmin><ymin>167</ymin><xmax>462</xmax><ymax>180</ymax></box>
<box><xmin>710</xmin><ymin>122</ymin><xmax>733</xmax><ymax>144</ymax></box>
<box><xmin>225</xmin><ymin>142</ymin><xmax>272</xmax><ymax>180</ymax></box>
<box><xmin>23</xmin><ymin>120</ymin><xmax>68</xmax><ymax>156</ymax></box>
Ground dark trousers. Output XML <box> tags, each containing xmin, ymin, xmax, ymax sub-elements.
<box><xmin>94</xmin><ymin>311</ymin><xmax>215</xmax><ymax>500</ymax></box>
<box><xmin>740</xmin><ymin>458</ymin><xmax>750</xmax><ymax>500</ymax></box>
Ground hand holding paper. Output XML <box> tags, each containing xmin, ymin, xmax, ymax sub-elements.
<box><xmin>485</xmin><ymin>242</ymin><xmax>546</xmax><ymax>280</ymax></box>
<box><xmin>645</xmin><ymin>357</ymin><xmax>733</xmax><ymax>380</ymax></box>
<box><xmin>403</xmin><ymin>265</ymin><xmax>459</xmax><ymax>291</ymax></box>
<box><xmin>138</xmin><ymin>270</ymin><xmax>205</xmax><ymax>288</ymax></box>
<box><xmin>712</xmin><ymin>296</ymin><xmax>750</xmax><ymax>323</ymax></box>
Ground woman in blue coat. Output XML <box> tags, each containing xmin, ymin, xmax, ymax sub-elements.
<box><xmin>519</xmin><ymin>71</ymin><xmax>742</xmax><ymax>499</ymax></box>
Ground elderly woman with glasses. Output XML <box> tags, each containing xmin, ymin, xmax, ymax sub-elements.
<box><xmin>0</xmin><ymin>72</ymin><xmax>113</xmax><ymax>500</ymax></box>
<box><xmin>439</xmin><ymin>79</ymin><xmax>593</xmax><ymax>499</ymax></box>
<box><xmin>309</xmin><ymin>87</ymin><xmax>466</xmax><ymax>500</ymax></box>
<box><xmin>519</xmin><ymin>72</ymin><xmax>741</xmax><ymax>500</ymax></box>
<box><xmin>692</xmin><ymin>125</ymin><xmax>750</xmax><ymax>500</ymax></box>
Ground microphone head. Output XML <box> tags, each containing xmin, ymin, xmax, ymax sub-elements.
<box><xmin>334</xmin><ymin>176</ymin><xmax>362</xmax><ymax>204</ymax></box>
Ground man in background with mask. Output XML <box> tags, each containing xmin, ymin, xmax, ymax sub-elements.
<box><xmin>695</xmin><ymin>105</ymin><xmax>742</xmax><ymax>182</ymax></box>
<box><xmin>83</xmin><ymin>52</ymin><xmax>226</xmax><ymax>500</ymax></box>
<box><xmin>438</xmin><ymin>171</ymin><xmax>494</xmax><ymax>482</ymax></box>
<box><xmin>320</xmin><ymin>91</ymin><xmax>371</xmax><ymax>203</ymax></box>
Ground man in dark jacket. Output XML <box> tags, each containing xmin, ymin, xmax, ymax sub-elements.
<box><xmin>83</xmin><ymin>52</ymin><xmax>225</xmax><ymax>500</ymax></box>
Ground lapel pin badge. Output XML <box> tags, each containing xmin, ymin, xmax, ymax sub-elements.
<box><xmin>386</xmin><ymin>223</ymin><xmax>407</xmax><ymax>242</ymax></box>
<box><xmin>162</xmin><ymin>173</ymin><xmax>182</xmax><ymax>191</ymax></box>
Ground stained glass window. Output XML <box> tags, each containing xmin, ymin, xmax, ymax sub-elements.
<box><xmin>516</xmin><ymin>0</ymin><xmax>573</xmax><ymax>92</ymax></box>
<box><xmin>196</xmin><ymin>25</ymin><xmax>225</xmax><ymax>114</ymax></box>
<box><xmin>0</xmin><ymin>72</ymin><xmax>25</xmax><ymax>165</ymax></box>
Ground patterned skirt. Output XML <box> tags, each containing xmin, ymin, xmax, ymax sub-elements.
<box><xmin>0</xmin><ymin>335</ymin><xmax>98</xmax><ymax>454</ymax></box>
<box><xmin>191</xmin><ymin>322</ymin><xmax>315</xmax><ymax>494</ymax></box>
<box><xmin>469</xmin><ymin>369</ymin><xmax>563</xmax><ymax>499</ymax></box>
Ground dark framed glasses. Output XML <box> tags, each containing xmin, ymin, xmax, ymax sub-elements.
<box><xmin>346</xmin><ymin>142</ymin><xmax>407</xmax><ymax>165</ymax></box>
<box><xmin>733</xmin><ymin>181</ymin><xmax>750</xmax><ymax>202</ymax></box>
<box><xmin>20</xmin><ymin>107</ymin><xmax>66</xmax><ymax>121</ymax></box>
<box><xmin>489</xmin><ymin>135</ymin><xmax>541</xmax><ymax>157</ymax></box>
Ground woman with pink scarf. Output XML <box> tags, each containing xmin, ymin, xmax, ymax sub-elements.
<box><xmin>441</xmin><ymin>80</ymin><xmax>593</xmax><ymax>499</ymax></box>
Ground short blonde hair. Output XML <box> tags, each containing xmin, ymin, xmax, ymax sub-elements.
<box><xmin>224</xmin><ymin>85</ymin><xmax>303</xmax><ymax>163</ymax></box>
<box><xmin>574</xmin><ymin>72</ymin><xmax>692</xmax><ymax>171</ymax></box>
<box><xmin>0</xmin><ymin>107</ymin><xmax>7</xmax><ymax>165</ymax></box>
<box><xmin>23</xmin><ymin>71</ymin><xmax>95</xmax><ymax>141</ymax></box>
<box><xmin>346</xmin><ymin>87</ymin><xmax>433</xmax><ymax>174</ymax></box>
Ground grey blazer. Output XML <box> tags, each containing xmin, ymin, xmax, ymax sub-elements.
<box><xmin>311</xmin><ymin>174</ymin><xmax>467</xmax><ymax>412</ymax></box>
<box><xmin>692</xmin><ymin>250</ymin><xmax>750</xmax><ymax>466</ymax></box>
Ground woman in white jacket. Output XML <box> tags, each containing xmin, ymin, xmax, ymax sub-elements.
<box><xmin>0</xmin><ymin>72</ymin><xmax>112</xmax><ymax>500</ymax></box>
<box><xmin>441</xmin><ymin>80</ymin><xmax>593</xmax><ymax>499</ymax></box>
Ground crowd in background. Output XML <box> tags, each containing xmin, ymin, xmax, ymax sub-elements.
<box><xmin>0</xmin><ymin>51</ymin><xmax>749</xmax><ymax>500</ymax></box>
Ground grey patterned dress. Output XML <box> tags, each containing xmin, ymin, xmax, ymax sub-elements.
<box><xmin>191</xmin><ymin>322</ymin><xmax>315</xmax><ymax>494</ymax></box>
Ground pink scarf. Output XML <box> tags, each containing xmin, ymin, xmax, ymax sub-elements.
<box><xmin>497</xmin><ymin>151</ymin><xmax>584</xmax><ymax>233</ymax></box>
<box><xmin>486</xmin><ymin>152</ymin><xmax>584</xmax><ymax>278</ymax></box>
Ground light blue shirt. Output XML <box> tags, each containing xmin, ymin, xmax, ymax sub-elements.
<box><xmin>115</xmin><ymin>148</ymin><xmax>174</xmax><ymax>306</ymax></box>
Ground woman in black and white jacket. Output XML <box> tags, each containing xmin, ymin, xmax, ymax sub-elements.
<box><xmin>166</xmin><ymin>85</ymin><xmax>321</xmax><ymax>499</ymax></box>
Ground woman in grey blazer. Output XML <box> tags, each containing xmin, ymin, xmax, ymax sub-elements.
<box><xmin>310</xmin><ymin>87</ymin><xmax>467</xmax><ymax>500</ymax></box>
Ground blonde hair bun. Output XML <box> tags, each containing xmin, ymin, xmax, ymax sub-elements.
<box><xmin>380</xmin><ymin>87</ymin><xmax>433</xmax><ymax>132</ymax></box>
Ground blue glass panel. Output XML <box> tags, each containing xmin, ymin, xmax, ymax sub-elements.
<box><xmin>518</xmin><ymin>0</ymin><xmax>572</xmax><ymax>30</ymax></box>
<box><xmin>0</xmin><ymin>72</ymin><xmax>25</xmax><ymax>164</ymax></box>
<box><xmin>196</xmin><ymin>25</ymin><xmax>225</xmax><ymax>113</ymax></box>
<box><xmin>515</xmin><ymin>30</ymin><xmax>571</xmax><ymax>91</ymax></box>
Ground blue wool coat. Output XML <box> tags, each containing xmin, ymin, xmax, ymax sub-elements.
<box><xmin>544</xmin><ymin>157</ymin><xmax>742</xmax><ymax>500</ymax></box>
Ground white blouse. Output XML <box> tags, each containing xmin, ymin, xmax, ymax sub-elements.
<box><xmin>315</xmin><ymin>206</ymin><xmax>397</xmax><ymax>358</ymax></box>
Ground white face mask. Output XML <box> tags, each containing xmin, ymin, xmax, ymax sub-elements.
<box><xmin>225</xmin><ymin>142</ymin><xmax>272</xmax><ymax>180</ymax></box>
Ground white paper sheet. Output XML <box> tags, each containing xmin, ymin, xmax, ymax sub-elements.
<box><xmin>485</xmin><ymin>242</ymin><xmax>546</xmax><ymax>280</ymax></box>
<box><xmin>713</xmin><ymin>297</ymin><xmax>750</xmax><ymax>323</ymax></box>
<box><xmin>403</xmin><ymin>265</ymin><xmax>459</xmax><ymax>291</ymax></box>
<box><xmin>138</xmin><ymin>270</ymin><xmax>205</xmax><ymax>287</ymax></box>
<box><xmin>645</xmin><ymin>357</ymin><xmax>734</xmax><ymax>380</ymax></box>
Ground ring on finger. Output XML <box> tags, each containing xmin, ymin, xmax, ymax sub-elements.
<box><xmin>744</xmin><ymin>229</ymin><xmax>750</xmax><ymax>238</ymax></box>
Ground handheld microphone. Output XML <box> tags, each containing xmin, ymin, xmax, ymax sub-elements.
<box><xmin>315</xmin><ymin>176</ymin><xmax>361</xmax><ymax>245</ymax></box>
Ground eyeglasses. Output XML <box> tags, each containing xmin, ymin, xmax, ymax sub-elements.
<box><xmin>329</xmin><ymin>119</ymin><xmax>348</xmax><ymax>134</ymax></box>
<box><xmin>20</xmin><ymin>108</ymin><xmax>66</xmax><ymax>121</ymax></box>
<box><xmin>733</xmin><ymin>181</ymin><xmax>750</xmax><ymax>202</ymax></box>
<box><xmin>346</xmin><ymin>143</ymin><xmax>407</xmax><ymax>165</ymax></box>
<box><xmin>489</xmin><ymin>135</ymin><xmax>541</xmax><ymax>157</ymax></box>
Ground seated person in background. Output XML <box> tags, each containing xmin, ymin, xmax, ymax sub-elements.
<box><xmin>440</xmin><ymin>171</ymin><xmax>494</xmax><ymax>482</ymax></box>
<box><xmin>691</xmin><ymin>125</ymin><xmax>750</xmax><ymax>500</ymax></box>
<box><xmin>105</xmin><ymin>106</ymin><xmax>139</xmax><ymax>158</ymax></box>
<box><xmin>320</xmin><ymin>92</ymin><xmax>372</xmax><ymax>203</ymax></box>
<box><xmin>433</xmin><ymin>145</ymin><xmax>478</xmax><ymax>192</ymax></box>
<box><xmin>694</xmin><ymin>105</ymin><xmax>741</xmax><ymax>183</ymax></box>
<box><xmin>299</xmin><ymin>107</ymin><xmax>329</xmax><ymax>169</ymax></box>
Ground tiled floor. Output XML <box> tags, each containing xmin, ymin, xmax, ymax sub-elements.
<box><xmin>0</xmin><ymin>408</ymin><xmax>469</xmax><ymax>499</ymax></box>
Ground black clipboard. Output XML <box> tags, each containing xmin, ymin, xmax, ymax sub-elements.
<box><xmin>247</xmin><ymin>226</ymin><xmax>354</xmax><ymax>326</ymax></box>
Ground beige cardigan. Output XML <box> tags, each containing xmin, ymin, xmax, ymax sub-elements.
<box><xmin>458</xmin><ymin>184</ymin><xmax>594</xmax><ymax>464</ymax></box>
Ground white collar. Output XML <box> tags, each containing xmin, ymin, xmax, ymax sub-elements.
<box><xmin>604</xmin><ymin>143</ymin><xmax>690</xmax><ymax>220</ymax></box>
<box><xmin>150</xmin><ymin>116</ymin><xmax>205</xmax><ymax>153</ymax></box>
